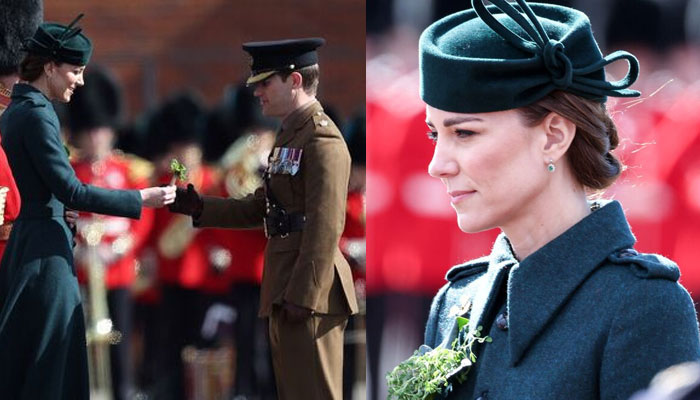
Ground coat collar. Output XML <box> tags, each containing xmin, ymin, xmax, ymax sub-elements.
<box><xmin>10</xmin><ymin>83</ymin><xmax>53</xmax><ymax>110</ymax></box>
<box><xmin>466</xmin><ymin>200</ymin><xmax>636</xmax><ymax>366</ymax></box>
<box><xmin>277</xmin><ymin>99</ymin><xmax>321</xmax><ymax>147</ymax></box>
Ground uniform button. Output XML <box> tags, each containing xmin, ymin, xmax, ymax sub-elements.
<box><xmin>496</xmin><ymin>312</ymin><xmax>508</xmax><ymax>331</ymax></box>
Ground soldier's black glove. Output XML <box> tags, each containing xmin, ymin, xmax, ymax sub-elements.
<box><xmin>168</xmin><ymin>184</ymin><xmax>203</xmax><ymax>218</ymax></box>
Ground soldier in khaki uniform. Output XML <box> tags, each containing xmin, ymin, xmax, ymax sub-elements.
<box><xmin>169</xmin><ymin>37</ymin><xmax>358</xmax><ymax>399</ymax></box>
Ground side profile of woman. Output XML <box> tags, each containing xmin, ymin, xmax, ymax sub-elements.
<box><xmin>0</xmin><ymin>15</ymin><xmax>175</xmax><ymax>399</ymax></box>
<box><xmin>417</xmin><ymin>0</ymin><xmax>700</xmax><ymax>399</ymax></box>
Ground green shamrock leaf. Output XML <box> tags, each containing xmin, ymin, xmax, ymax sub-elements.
<box><xmin>170</xmin><ymin>158</ymin><xmax>188</xmax><ymax>184</ymax></box>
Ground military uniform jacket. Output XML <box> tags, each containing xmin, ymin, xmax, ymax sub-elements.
<box><xmin>424</xmin><ymin>201</ymin><xmax>700</xmax><ymax>400</ymax></box>
<box><xmin>196</xmin><ymin>100</ymin><xmax>358</xmax><ymax>317</ymax></box>
<box><xmin>0</xmin><ymin>84</ymin><xmax>141</xmax><ymax>400</ymax></box>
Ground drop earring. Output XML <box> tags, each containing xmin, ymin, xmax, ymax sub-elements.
<box><xmin>547</xmin><ymin>159</ymin><xmax>556</xmax><ymax>172</ymax></box>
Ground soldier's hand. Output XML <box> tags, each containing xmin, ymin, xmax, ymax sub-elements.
<box><xmin>282</xmin><ymin>301</ymin><xmax>314</xmax><ymax>323</ymax></box>
<box><xmin>140</xmin><ymin>185</ymin><xmax>176</xmax><ymax>208</ymax></box>
<box><xmin>168</xmin><ymin>184</ymin><xmax>203</xmax><ymax>218</ymax></box>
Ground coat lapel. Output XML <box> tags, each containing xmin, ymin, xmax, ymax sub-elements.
<box><xmin>467</xmin><ymin>235</ymin><xmax>517</xmax><ymax>336</ymax></box>
<box><xmin>506</xmin><ymin>200</ymin><xmax>636</xmax><ymax>366</ymax></box>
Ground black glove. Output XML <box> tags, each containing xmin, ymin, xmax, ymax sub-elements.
<box><xmin>168</xmin><ymin>184</ymin><xmax>203</xmax><ymax>218</ymax></box>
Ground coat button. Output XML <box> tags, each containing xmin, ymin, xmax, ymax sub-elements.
<box><xmin>475</xmin><ymin>390</ymin><xmax>489</xmax><ymax>400</ymax></box>
<box><xmin>618</xmin><ymin>248</ymin><xmax>638</xmax><ymax>258</ymax></box>
<box><xmin>496</xmin><ymin>312</ymin><xmax>508</xmax><ymax>330</ymax></box>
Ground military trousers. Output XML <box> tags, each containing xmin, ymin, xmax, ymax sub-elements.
<box><xmin>268</xmin><ymin>306</ymin><xmax>348</xmax><ymax>400</ymax></box>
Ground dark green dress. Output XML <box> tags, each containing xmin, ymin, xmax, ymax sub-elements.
<box><xmin>0</xmin><ymin>84</ymin><xmax>142</xmax><ymax>399</ymax></box>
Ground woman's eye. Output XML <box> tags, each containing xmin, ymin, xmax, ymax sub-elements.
<box><xmin>455</xmin><ymin>129</ymin><xmax>477</xmax><ymax>138</ymax></box>
<box><xmin>426</xmin><ymin>131</ymin><xmax>438</xmax><ymax>143</ymax></box>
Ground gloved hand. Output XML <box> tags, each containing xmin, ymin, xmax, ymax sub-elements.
<box><xmin>168</xmin><ymin>184</ymin><xmax>203</xmax><ymax>218</ymax></box>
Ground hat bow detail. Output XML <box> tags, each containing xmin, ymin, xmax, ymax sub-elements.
<box><xmin>472</xmin><ymin>0</ymin><xmax>640</xmax><ymax>98</ymax></box>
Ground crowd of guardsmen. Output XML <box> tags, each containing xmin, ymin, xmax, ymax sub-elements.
<box><xmin>54</xmin><ymin>65</ymin><xmax>365</xmax><ymax>400</ymax></box>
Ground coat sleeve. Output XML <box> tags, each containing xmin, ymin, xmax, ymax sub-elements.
<box><xmin>195</xmin><ymin>189</ymin><xmax>266</xmax><ymax>229</ymax></box>
<box><xmin>283</xmin><ymin>129</ymin><xmax>351</xmax><ymax>310</ymax></box>
<box><xmin>23</xmin><ymin>112</ymin><xmax>142</xmax><ymax>218</ymax></box>
<box><xmin>599</xmin><ymin>278</ymin><xmax>700</xmax><ymax>400</ymax></box>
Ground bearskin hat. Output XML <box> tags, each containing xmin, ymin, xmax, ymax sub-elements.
<box><xmin>0</xmin><ymin>0</ymin><xmax>43</xmax><ymax>75</ymax></box>
<box><xmin>67</xmin><ymin>65</ymin><xmax>124</xmax><ymax>135</ymax></box>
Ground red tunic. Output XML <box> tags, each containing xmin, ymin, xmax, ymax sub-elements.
<box><xmin>72</xmin><ymin>154</ymin><xmax>155</xmax><ymax>289</ymax></box>
<box><xmin>0</xmin><ymin>89</ymin><xmax>22</xmax><ymax>262</ymax></box>
<box><xmin>153</xmin><ymin>166</ymin><xmax>222</xmax><ymax>290</ymax></box>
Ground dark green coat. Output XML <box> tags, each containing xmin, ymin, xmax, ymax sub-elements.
<box><xmin>0</xmin><ymin>84</ymin><xmax>141</xmax><ymax>400</ymax></box>
<box><xmin>424</xmin><ymin>201</ymin><xmax>700</xmax><ymax>400</ymax></box>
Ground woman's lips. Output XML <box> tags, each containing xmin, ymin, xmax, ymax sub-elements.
<box><xmin>448</xmin><ymin>190</ymin><xmax>476</xmax><ymax>204</ymax></box>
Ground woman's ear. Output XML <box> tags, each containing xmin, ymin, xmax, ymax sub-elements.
<box><xmin>541</xmin><ymin>111</ymin><xmax>576</xmax><ymax>162</ymax></box>
<box><xmin>44</xmin><ymin>62</ymin><xmax>55</xmax><ymax>77</ymax></box>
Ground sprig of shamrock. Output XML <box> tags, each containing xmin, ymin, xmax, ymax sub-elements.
<box><xmin>169</xmin><ymin>158</ymin><xmax>188</xmax><ymax>185</ymax></box>
<box><xmin>386</xmin><ymin>317</ymin><xmax>492</xmax><ymax>400</ymax></box>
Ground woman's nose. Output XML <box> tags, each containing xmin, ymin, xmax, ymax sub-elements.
<box><xmin>428</xmin><ymin>139</ymin><xmax>458</xmax><ymax>178</ymax></box>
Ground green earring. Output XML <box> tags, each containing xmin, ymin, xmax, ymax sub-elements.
<box><xmin>547</xmin><ymin>160</ymin><xmax>556</xmax><ymax>172</ymax></box>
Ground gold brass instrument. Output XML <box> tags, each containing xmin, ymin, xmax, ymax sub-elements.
<box><xmin>82</xmin><ymin>219</ymin><xmax>120</xmax><ymax>400</ymax></box>
<box><xmin>220</xmin><ymin>131</ymin><xmax>275</xmax><ymax>199</ymax></box>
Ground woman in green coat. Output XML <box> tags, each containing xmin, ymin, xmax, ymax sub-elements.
<box><xmin>388</xmin><ymin>1</ymin><xmax>700</xmax><ymax>399</ymax></box>
<box><xmin>0</xmin><ymin>16</ymin><xmax>175</xmax><ymax>399</ymax></box>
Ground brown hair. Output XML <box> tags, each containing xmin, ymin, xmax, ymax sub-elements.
<box><xmin>279</xmin><ymin>64</ymin><xmax>320</xmax><ymax>95</ymax></box>
<box><xmin>518</xmin><ymin>90</ymin><xmax>623</xmax><ymax>190</ymax></box>
<box><xmin>19</xmin><ymin>53</ymin><xmax>56</xmax><ymax>82</ymax></box>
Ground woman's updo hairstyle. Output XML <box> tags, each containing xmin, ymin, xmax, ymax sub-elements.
<box><xmin>518</xmin><ymin>91</ymin><xmax>622</xmax><ymax>190</ymax></box>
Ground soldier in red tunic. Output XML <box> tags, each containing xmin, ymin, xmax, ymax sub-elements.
<box><xmin>339</xmin><ymin>111</ymin><xmax>366</xmax><ymax>400</ymax></box>
<box><xmin>0</xmin><ymin>0</ymin><xmax>42</xmax><ymax>262</ymax></box>
<box><xmin>67</xmin><ymin>66</ymin><xmax>155</xmax><ymax>400</ymax></box>
<box><xmin>147</xmin><ymin>92</ymin><xmax>222</xmax><ymax>399</ymax></box>
<box><xmin>215</xmin><ymin>125</ymin><xmax>275</xmax><ymax>399</ymax></box>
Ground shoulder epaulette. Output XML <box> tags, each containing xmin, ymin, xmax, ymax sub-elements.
<box><xmin>446</xmin><ymin>256</ymin><xmax>490</xmax><ymax>282</ymax></box>
<box><xmin>312</xmin><ymin>110</ymin><xmax>333</xmax><ymax>129</ymax></box>
<box><xmin>607</xmin><ymin>248</ymin><xmax>680</xmax><ymax>281</ymax></box>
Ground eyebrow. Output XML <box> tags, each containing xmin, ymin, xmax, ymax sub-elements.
<box><xmin>425</xmin><ymin>116</ymin><xmax>484</xmax><ymax>128</ymax></box>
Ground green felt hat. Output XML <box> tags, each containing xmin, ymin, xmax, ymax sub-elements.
<box><xmin>419</xmin><ymin>0</ymin><xmax>640</xmax><ymax>113</ymax></box>
<box><xmin>26</xmin><ymin>13</ymin><xmax>92</xmax><ymax>66</ymax></box>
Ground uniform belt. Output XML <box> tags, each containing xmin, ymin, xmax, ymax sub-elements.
<box><xmin>264</xmin><ymin>211</ymin><xmax>305</xmax><ymax>239</ymax></box>
<box><xmin>0</xmin><ymin>222</ymin><xmax>12</xmax><ymax>241</ymax></box>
